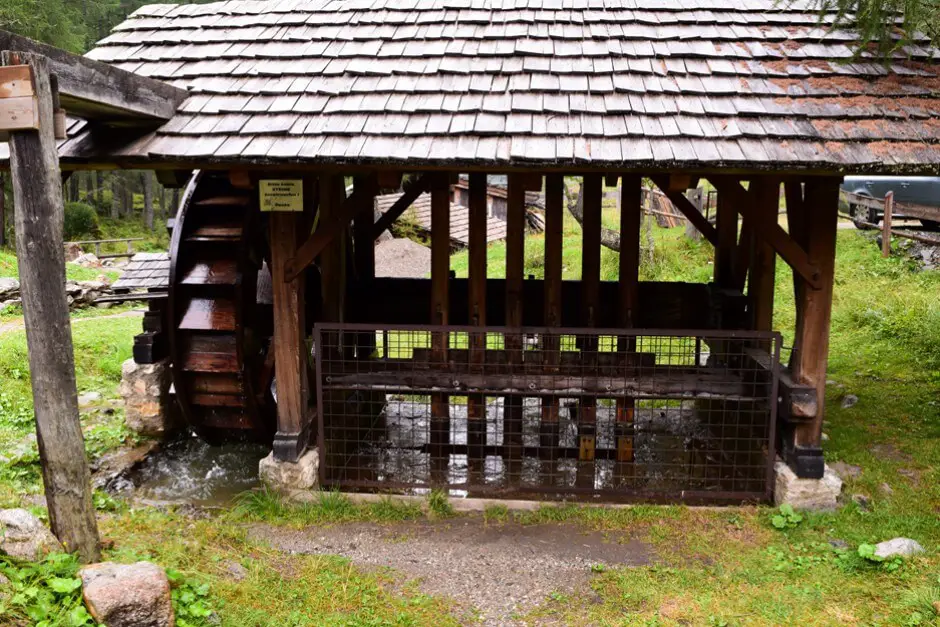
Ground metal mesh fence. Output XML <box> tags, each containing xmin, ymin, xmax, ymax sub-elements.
<box><xmin>314</xmin><ymin>324</ymin><xmax>780</xmax><ymax>503</ymax></box>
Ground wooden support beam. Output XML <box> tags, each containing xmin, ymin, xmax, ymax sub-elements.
<box><xmin>371</xmin><ymin>174</ymin><xmax>431</xmax><ymax>240</ymax></box>
<box><xmin>2</xmin><ymin>50</ymin><xmax>100</xmax><ymax>562</ymax></box>
<box><xmin>429</xmin><ymin>174</ymin><xmax>451</xmax><ymax>472</ymax></box>
<box><xmin>0</xmin><ymin>30</ymin><xmax>187</xmax><ymax>122</ymax></box>
<box><xmin>319</xmin><ymin>174</ymin><xmax>347</xmax><ymax>330</ymax></box>
<box><xmin>578</xmin><ymin>174</ymin><xmax>602</xmax><ymax>470</ymax></box>
<box><xmin>541</xmin><ymin>174</ymin><xmax>564</xmax><ymax>445</ymax></box>
<box><xmin>714</xmin><ymin>191</ymin><xmax>737</xmax><ymax>287</ymax></box>
<box><xmin>748</xmin><ymin>179</ymin><xmax>779</xmax><ymax>335</ymax></box>
<box><xmin>467</xmin><ymin>172</ymin><xmax>487</xmax><ymax>458</ymax></box>
<box><xmin>353</xmin><ymin>175</ymin><xmax>377</xmax><ymax>282</ymax></box>
<box><xmin>616</xmin><ymin>174</ymin><xmax>642</xmax><ymax>464</ymax></box>
<box><xmin>505</xmin><ymin>173</ymin><xmax>527</xmax><ymax>458</ymax></box>
<box><xmin>649</xmin><ymin>174</ymin><xmax>718</xmax><ymax>246</ymax></box>
<box><xmin>785</xmin><ymin>177</ymin><xmax>840</xmax><ymax>478</ymax></box>
<box><xmin>286</xmin><ymin>177</ymin><xmax>373</xmax><ymax>280</ymax></box>
<box><xmin>711</xmin><ymin>176</ymin><xmax>822</xmax><ymax>290</ymax></box>
<box><xmin>269</xmin><ymin>208</ymin><xmax>311</xmax><ymax>462</ymax></box>
<box><xmin>732</xmin><ymin>219</ymin><xmax>753</xmax><ymax>292</ymax></box>
<box><xmin>155</xmin><ymin>169</ymin><xmax>193</xmax><ymax>189</ymax></box>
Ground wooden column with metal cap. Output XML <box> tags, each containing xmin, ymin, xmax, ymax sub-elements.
<box><xmin>467</xmin><ymin>172</ymin><xmax>487</xmax><ymax>462</ymax></box>
<box><xmin>269</xmin><ymin>178</ymin><xmax>313</xmax><ymax>462</ymax></box>
<box><xmin>578</xmin><ymin>174</ymin><xmax>603</xmax><ymax>482</ymax></box>
<box><xmin>504</xmin><ymin>174</ymin><xmax>527</xmax><ymax>462</ymax></box>
<box><xmin>784</xmin><ymin>177</ymin><xmax>841</xmax><ymax>478</ymax></box>
<box><xmin>1</xmin><ymin>51</ymin><xmax>100</xmax><ymax>562</ymax></box>
<box><xmin>429</xmin><ymin>173</ymin><xmax>451</xmax><ymax>477</ymax></box>
<box><xmin>541</xmin><ymin>175</ymin><xmax>564</xmax><ymax>451</ymax></box>
<box><xmin>616</xmin><ymin>175</ymin><xmax>642</xmax><ymax>465</ymax></box>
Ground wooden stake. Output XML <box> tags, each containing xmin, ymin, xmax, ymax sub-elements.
<box><xmin>467</xmin><ymin>172</ymin><xmax>487</xmax><ymax>460</ymax></box>
<box><xmin>882</xmin><ymin>191</ymin><xmax>894</xmax><ymax>258</ymax></box>
<box><xmin>2</xmin><ymin>50</ymin><xmax>100</xmax><ymax>562</ymax></box>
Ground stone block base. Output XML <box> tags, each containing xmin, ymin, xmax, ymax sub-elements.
<box><xmin>119</xmin><ymin>358</ymin><xmax>177</xmax><ymax>438</ymax></box>
<box><xmin>774</xmin><ymin>460</ymin><xmax>842</xmax><ymax>511</ymax></box>
<box><xmin>259</xmin><ymin>449</ymin><xmax>319</xmax><ymax>491</ymax></box>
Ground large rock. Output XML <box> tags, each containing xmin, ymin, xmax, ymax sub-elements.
<box><xmin>0</xmin><ymin>508</ymin><xmax>64</xmax><ymax>561</ymax></box>
<box><xmin>774</xmin><ymin>461</ymin><xmax>843</xmax><ymax>511</ymax></box>
<box><xmin>0</xmin><ymin>277</ymin><xmax>18</xmax><ymax>300</ymax></box>
<box><xmin>259</xmin><ymin>449</ymin><xmax>319</xmax><ymax>491</ymax></box>
<box><xmin>874</xmin><ymin>538</ymin><xmax>925</xmax><ymax>559</ymax></box>
<box><xmin>120</xmin><ymin>359</ymin><xmax>176</xmax><ymax>437</ymax></box>
<box><xmin>79</xmin><ymin>562</ymin><xmax>174</xmax><ymax>627</ymax></box>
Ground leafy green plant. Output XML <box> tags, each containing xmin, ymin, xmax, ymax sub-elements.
<box><xmin>0</xmin><ymin>552</ymin><xmax>95</xmax><ymax>626</ymax></box>
<box><xmin>166</xmin><ymin>568</ymin><xmax>216</xmax><ymax>627</ymax></box>
<box><xmin>63</xmin><ymin>202</ymin><xmax>100</xmax><ymax>241</ymax></box>
<box><xmin>427</xmin><ymin>489</ymin><xmax>454</xmax><ymax>519</ymax></box>
<box><xmin>857</xmin><ymin>543</ymin><xmax>905</xmax><ymax>572</ymax></box>
<box><xmin>770</xmin><ymin>504</ymin><xmax>804</xmax><ymax>530</ymax></box>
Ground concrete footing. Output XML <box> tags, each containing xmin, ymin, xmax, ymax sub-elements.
<box><xmin>774</xmin><ymin>460</ymin><xmax>843</xmax><ymax>511</ymax></box>
<box><xmin>259</xmin><ymin>449</ymin><xmax>320</xmax><ymax>491</ymax></box>
<box><xmin>119</xmin><ymin>358</ymin><xmax>177</xmax><ymax>438</ymax></box>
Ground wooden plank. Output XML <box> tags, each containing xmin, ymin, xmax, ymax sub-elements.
<box><xmin>0</xmin><ymin>29</ymin><xmax>187</xmax><ymax>121</ymax></box>
<box><xmin>617</xmin><ymin>174</ymin><xmax>642</xmax><ymax>463</ymax></box>
<box><xmin>579</xmin><ymin>174</ymin><xmax>602</xmax><ymax>466</ymax></box>
<box><xmin>430</xmin><ymin>173</ymin><xmax>450</xmax><ymax>469</ymax></box>
<box><xmin>788</xmin><ymin>177</ymin><xmax>840</xmax><ymax>477</ymax></box>
<box><xmin>748</xmin><ymin>179</ymin><xmax>779</xmax><ymax>335</ymax></box>
<box><xmin>649</xmin><ymin>174</ymin><xmax>718</xmax><ymax>246</ymax></box>
<box><xmin>714</xmin><ymin>190</ymin><xmax>737</xmax><ymax>286</ymax></box>
<box><xmin>178</xmin><ymin>297</ymin><xmax>236</xmax><ymax>331</ymax></box>
<box><xmin>353</xmin><ymin>175</ymin><xmax>376</xmax><ymax>282</ymax></box>
<box><xmin>882</xmin><ymin>191</ymin><xmax>894</xmax><ymax>258</ymax></box>
<box><xmin>712</xmin><ymin>176</ymin><xmax>821</xmax><ymax>290</ymax></box>
<box><xmin>2</xmin><ymin>50</ymin><xmax>99</xmax><ymax>562</ymax></box>
<box><xmin>0</xmin><ymin>65</ymin><xmax>33</xmax><ymax>98</ymax></box>
<box><xmin>541</xmin><ymin>174</ymin><xmax>564</xmax><ymax>438</ymax></box>
<box><xmin>180</xmin><ymin>258</ymin><xmax>238</xmax><ymax>286</ymax></box>
<box><xmin>0</xmin><ymin>95</ymin><xmax>39</xmax><ymax>132</ymax></box>
<box><xmin>269</xmin><ymin>208</ymin><xmax>310</xmax><ymax>462</ymax></box>
<box><xmin>467</xmin><ymin>172</ymin><xmax>487</xmax><ymax>455</ymax></box>
<box><xmin>505</xmin><ymin>173</ymin><xmax>527</xmax><ymax>457</ymax></box>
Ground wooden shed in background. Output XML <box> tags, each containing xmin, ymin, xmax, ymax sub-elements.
<box><xmin>3</xmin><ymin>0</ymin><xmax>940</xmax><ymax>503</ymax></box>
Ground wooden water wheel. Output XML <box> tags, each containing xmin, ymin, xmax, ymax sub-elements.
<box><xmin>167</xmin><ymin>171</ymin><xmax>276</xmax><ymax>442</ymax></box>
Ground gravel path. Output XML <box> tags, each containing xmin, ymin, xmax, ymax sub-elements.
<box><xmin>375</xmin><ymin>238</ymin><xmax>431</xmax><ymax>278</ymax></box>
<box><xmin>0</xmin><ymin>309</ymin><xmax>144</xmax><ymax>336</ymax></box>
<box><xmin>249</xmin><ymin>517</ymin><xmax>652</xmax><ymax>625</ymax></box>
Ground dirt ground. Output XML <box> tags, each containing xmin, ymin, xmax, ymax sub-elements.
<box><xmin>248</xmin><ymin>516</ymin><xmax>652</xmax><ymax>625</ymax></box>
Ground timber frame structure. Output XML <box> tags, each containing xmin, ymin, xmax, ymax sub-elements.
<box><xmin>3</xmin><ymin>0</ymin><xmax>940</xmax><ymax>503</ymax></box>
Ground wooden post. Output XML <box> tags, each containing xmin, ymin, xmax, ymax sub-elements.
<box><xmin>269</xmin><ymin>207</ymin><xmax>310</xmax><ymax>462</ymax></box>
<box><xmin>467</xmin><ymin>172</ymin><xmax>487</xmax><ymax>461</ymax></box>
<box><xmin>504</xmin><ymin>174</ymin><xmax>526</xmax><ymax>459</ymax></box>
<box><xmin>785</xmin><ymin>177</ymin><xmax>840</xmax><ymax>478</ymax></box>
<box><xmin>0</xmin><ymin>172</ymin><xmax>6</xmax><ymax>247</ymax></box>
<box><xmin>2</xmin><ymin>51</ymin><xmax>100</xmax><ymax>562</ymax></box>
<box><xmin>882</xmin><ymin>191</ymin><xmax>894</xmax><ymax>258</ymax></box>
<box><xmin>578</xmin><ymin>174</ymin><xmax>602</xmax><ymax>479</ymax></box>
<box><xmin>352</xmin><ymin>175</ymin><xmax>376</xmax><ymax>359</ymax></box>
<box><xmin>714</xmin><ymin>190</ymin><xmax>737</xmax><ymax>286</ymax></box>
<box><xmin>748</xmin><ymin>179</ymin><xmax>779</xmax><ymax>335</ymax></box>
<box><xmin>541</xmin><ymin>175</ymin><xmax>564</xmax><ymax>449</ymax></box>
<box><xmin>429</xmin><ymin>174</ymin><xmax>450</xmax><ymax>475</ymax></box>
<box><xmin>616</xmin><ymin>175</ymin><xmax>642</xmax><ymax>465</ymax></box>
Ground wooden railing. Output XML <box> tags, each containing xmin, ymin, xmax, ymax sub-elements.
<box><xmin>65</xmin><ymin>237</ymin><xmax>144</xmax><ymax>259</ymax></box>
<box><xmin>840</xmin><ymin>190</ymin><xmax>940</xmax><ymax>257</ymax></box>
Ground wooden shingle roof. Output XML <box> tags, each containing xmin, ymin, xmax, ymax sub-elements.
<box><xmin>67</xmin><ymin>0</ymin><xmax>940</xmax><ymax>173</ymax></box>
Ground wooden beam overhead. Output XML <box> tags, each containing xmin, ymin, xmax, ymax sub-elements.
<box><xmin>0</xmin><ymin>29</ymin><xmax>187</xmax><ymax>122</ymax></box>
<box><xmin>711</xmin><ymin>176</ymin><xmax>822</xmax><ymax>289</ymax></box>
<box><xmin>648</xmin><ymin>174</ymin><xmax>718</xmax><ymax>246</ymax></box>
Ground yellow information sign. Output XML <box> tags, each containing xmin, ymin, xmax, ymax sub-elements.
<box><xmin>259</xmin><ymin>180</ymin><xmax>304</xmax><ymax>212</ymax></box>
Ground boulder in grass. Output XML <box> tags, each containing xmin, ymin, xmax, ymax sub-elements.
<box><xmin>0</xmin><ymin>509</ymin><xmax>63</xmax><ymax>561</ymax></box>
<box><xmin>79</xmin><ymin>561</ymin><xmax>174</xmax><ymax>627</ymax></box>
<box><xmin>874</xmin><ymin>538</ymin><xmax>925</xmax><ymax>560</ymax></box>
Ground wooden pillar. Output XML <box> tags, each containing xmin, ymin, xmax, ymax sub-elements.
<box><xmin>352</xmin><ymin>175</ymin><xmax>376</xmax><ymax>359</ymax></box>
<box><xmin>319</xmin><ymin>174</ymin><xmax>346</xmax><ymax>337</ymax></box>
<box><xmin>269</xmin><ymin>204</ymin><xmax>310</xmax><ymax>462</ymax></box>
<box><xmin>616</xmin><ymin>175</ymin><xmax>642</xmax><ymax>465</ymax></box>
<box><xmin>0</xmin><ymin>172</ymin><xmax>6</xmax><ymax>247</ymax></box>
<box><xmin>714</xmin><ymin>189</ymin><xmax>737</xmax><ymax>287</ymax></box>
<box><xmin>467</xmin><ymin>172</ymin><xmax>487</xmax><ymax>461</ymax></box>
<box><xmin>882</xmin><ymin>191</ymin><xmax>894</xmax><ymax>258</ymax></box>
<box><xmin>429</xmin><ymin>174</ymin><xmax>450</xmax><ymax>474</ymax></box>
<box><xmin>748</xmin><ymin>179</ymin><xmax>779</xmax><ymax>335</ymax></box>
<box><xmin>784</xmin><ymin>177</ymin><xmax>840</xmax><ymax>478</ymax></box>
<box><xmin>2</xmin><ymin>51</ymin><xmax>100</xmax><ymax>562</ymax></box>
<box><xmin>541</xmin><ymin>175</ymin><xmax>564</xmax><ymax>449</ymax></box>
<box><xmin>578</xmin><ymin>174</ymin><xmax>602</xmax><ymax>477</ymax></box>
<box><xmin>504</xmin><ymin>174</ymin><xmax>526</xmax><ymax>460</ymax></box>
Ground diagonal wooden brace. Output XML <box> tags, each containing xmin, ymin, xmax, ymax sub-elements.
<box><xmin>649</xmin><ymin>174</ymin><xmax>718</xmax><ymax>246</ymax></box>
<box><xmin>370</xmin><ymin>174</ymin><xmax>432</xmax><ymax>240</ymax></box>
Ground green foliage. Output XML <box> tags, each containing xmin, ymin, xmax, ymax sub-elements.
<box><xmin>770</xmin><ymin>504</ymin><xmax>804</xmax><ymax>530</ymax></box>
<box><xmin>166</xmin><ymin>568</ymin><xmax>217</xmax><ymax>627</ymax></box>
<box><xmin>426</xmin><ymin>489</ymin><xmax>455</xmax><ymax>519</ymax></box>
<box><xmin>857</xmin><ymin>543</ymin><xmax>905</xmax><ymax>572</ymax></box>
<box><xmin>815</xmin><ymin>0</ymin><xmax>940</xmax><ymax>59</ymax></box>
<box><xmin>63</xmin><ymin>203</ymin><xmax>100</xmax><ymax>241</ymax></box>
<box><xmin>0</xmin><ymin>553</ymin><xmax>94</xmax><ymax>626</ymax></box>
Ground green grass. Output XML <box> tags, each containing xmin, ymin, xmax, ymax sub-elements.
<box><xmin>0</xmin><ymin>248</ymin><xmax>120</xmax><ymax>283</ymax></box>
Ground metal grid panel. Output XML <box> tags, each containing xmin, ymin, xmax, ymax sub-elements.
<box><xmin>315</xmin><ymin>324</ymin><xmax>780</xmax><ymax>504</ymax></box>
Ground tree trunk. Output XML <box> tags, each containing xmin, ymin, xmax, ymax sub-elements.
<box><xmin>82</xmin><ymin>172</ymin><xmax>92</xmax><ymax>204</ymax></box>
<box><xmin>94</xmin><ymin>171</ymin><xmax>102</xmax><ymax>209</ymax></box>
<box><xmin>110</xmin><ymin>174</ymin><xmax>120</xmax><ymax>219</ymax></box>
<box><xmin>157</xmin><ymin>182</ymin><xmax>166</xmax><ymax>225</ymax></box>
<box><xmin>564</xmin><ymin>179</ymin><xmax>624</xmax><ymax>253</ymax></box>
<box><xmin>68</xmin><ymin>175</ymin><xmax>79</xmax><ymax>204</ymax></box>
<box><xmin>2</xmin><ymin>50</ymin><xmax>101</xmax><ymax>563</ymax></box>
<box><xmin>123</xmin><ymin>175</ymin><xmax>133</xmax><ymax>218</ymax></box>
<box><xmin>141</xmin><ymin>171</ymin><xmax>154</xmax><ymax>230</ymax></box>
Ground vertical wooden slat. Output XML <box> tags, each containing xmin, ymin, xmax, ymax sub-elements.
<box><xmin>616</xmin><ymin>174</ymin><xmax>642</xmax><ymax>464</ymax></box>
<box><xmin>714</xmin><ymin>190</ymin><xmax>737</xmax><ymax>287</ymax></box>
<box><xmin>788</xmin><ymin>177</ymin><xmax>840</xmax><ymax>477</ymax></box>
<box><xmin>748</xmin><ymin>179</ymin><xmax>779</xmax><ymax>336</ymax></box>
<box><xmin>467</xmin><ymin>172</ymin><xmax>487</xmax><ymax>460</ymax></box>
<box><xmin>579</xmin><ymin>174</ymin><xmax>602</xmax><ymax>468</ymax></box>
<box><xmin>882</xmin><ymin>191</ymin><xmax>894</xmax><ymax>258</ymax></box>
<box><xmin>430</xmin><ymin>174</ymin><xmax>450</xmax><ymax>471</ymax></box>
<box><xmin>504</xmin><ymin>174</ymin><xmax>527</xmax><ymax>457</ymax></box>
<box><xmin>541</xmin><ymin>175</ymin><xmax>564</xmax><ymax>448</ymax></box>
<box><xmin>353</xmin><ymin>175</ymin><xmax>376</xmax><ymax>360</ymax></box>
